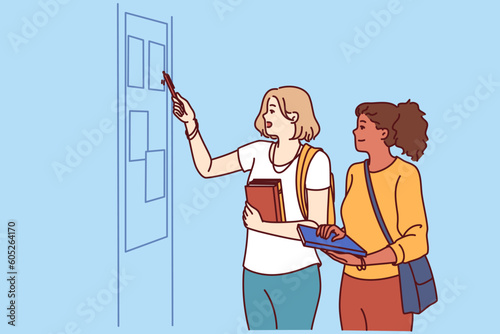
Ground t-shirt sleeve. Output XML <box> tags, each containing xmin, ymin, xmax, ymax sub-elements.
<box><xmin>237</xmin><ymin>141</ymin><xmax>267</xmax><ymax>172</ymax></box>
<box><xmin>305</xmin><ymin>150</ymin><xmax>331</xmax><ymax>190</ymax></box>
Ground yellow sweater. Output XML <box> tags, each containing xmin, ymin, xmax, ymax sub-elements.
<box><xmin>342</xmin><ymin>158</ymin><xmax>429</xmax><ymax>280</ymax></box>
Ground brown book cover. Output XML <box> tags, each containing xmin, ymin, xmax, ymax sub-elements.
<box><xmin>245</xmin><ymin>179</ymin><xmax>286</xmax><ymax>223</ymax></box>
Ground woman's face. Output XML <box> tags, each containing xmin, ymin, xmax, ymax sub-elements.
<box><xmin>263</xmin><ymin>96</ymin><xmax>296</xmax><ymax>139</ymax></box>
<box><xmin>353</xmin><ymin>114</ymin><xmax>388</xmax><ymax>152</ymax></box>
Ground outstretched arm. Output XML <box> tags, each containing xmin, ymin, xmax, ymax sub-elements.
<box><xmin>173</xmin><ymin>93</ymin><xmax>242</xmax><ymax>178</ymax></box>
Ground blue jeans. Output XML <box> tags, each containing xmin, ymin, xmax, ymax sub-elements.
<box><xmin>243</xmin><ymin>264</ymin><xmax>321</xmax><ymax>330</ymax></box>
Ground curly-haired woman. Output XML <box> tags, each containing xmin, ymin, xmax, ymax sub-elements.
<box><xmin>317</xmin><ymin>100</ymin><xmax>430</xmax><ymax>331</ymax></box>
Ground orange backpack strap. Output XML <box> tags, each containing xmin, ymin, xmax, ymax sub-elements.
<box><xmin>327</xmin><ymin>173</ymin><xmax>335</xmax><ymax>225</ymax></box>
<box><xmin>296</xmin><ymin>144</ymin><xmax>336</xmax><ymax>225</ymax></box>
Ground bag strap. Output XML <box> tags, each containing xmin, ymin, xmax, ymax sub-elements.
<box><xmin>296</xmin><ymin>144</ymin><xmax>335</xmax><ymax>225</ymax></box>
<box><xmin>364</xmin><ymin>160</ymin><xmax>393</xmax><ymax>244</ymax></box>
<box><xmin>297</xmin><ymin>144</ymin><xmax>314</xmax><ymax>219</ymax></box>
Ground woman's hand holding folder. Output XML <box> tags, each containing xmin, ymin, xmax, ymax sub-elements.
<box><xmin>316</xmin><ymin>224</ymin><xmax>345</xmax><ymax>242</ymax></box>
<box><xmin>316</xmin><ymin>224</ymin><xmax>364</xmax><ymax>266</ymax></box>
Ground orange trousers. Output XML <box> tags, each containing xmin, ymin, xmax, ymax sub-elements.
<box><xmin>339</xmin><ymin>273</ymin><xmax>413</xmax><ymax>331</ymax></box>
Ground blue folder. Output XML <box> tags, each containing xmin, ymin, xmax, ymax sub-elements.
<box><xmin>297</xmin><ymin>225</ymin><xmax>367</xmax><ymax>257</ymax></box>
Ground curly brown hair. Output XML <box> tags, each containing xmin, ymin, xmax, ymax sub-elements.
<box><xmin>355</xmin><ymin>100</ymin><xmax>429</xmax><ymax>161</ymax></box>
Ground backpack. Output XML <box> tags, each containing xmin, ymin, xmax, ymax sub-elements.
<box><xmin>295</xmin><ymin>144</ymin><xmax>335</xmax><ymax>225</ymax></box>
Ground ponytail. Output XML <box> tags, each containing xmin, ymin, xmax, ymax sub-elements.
<box><xmin>393</xmin><ymin>100</ymin><xmax>429</xmax><ymax>161</ymax></box>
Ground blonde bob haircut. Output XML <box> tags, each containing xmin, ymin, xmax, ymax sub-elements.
<box><xmin>254</xmin><ymin>86</ymin><xmax>320</xmax><ymax>142</ymax></box>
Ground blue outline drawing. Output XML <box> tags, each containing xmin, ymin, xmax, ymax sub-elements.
<box><xmin>116</xmin><ymin>3</ymin><xmax>120</xmax><ymax>327</ymax></box>
<box><xmin>145</xmin><ymin>149</ymin><xmax>166</xmax><ymax>202</ymax></box>
<box><xmin>127</xmin><ymin>35</ymin><xmax>144</xmax><ymax>89</ymax></box>
<box><xmin>170</xmin><ymin>15</ymin><xmax>174</xmax><ymax>326</ymax></box>
<box><xmin>118</xmin><ymin>7</ymin><xmax>174</xmax><ymax>327</ymax></box>
<box><xmin>128</xmin><ymin>110</ymin><xmax>149</xmax><ymax>162</ymax></box>
<box><xmin>148</xmin><ymin>41</ymin><xmax>166</xmax><ymax>92</ymax></box>
<box><xmin>125</xmin><ymin>233</ymin><xmax>168</xmax><ymax>253</ymax></box>
<box><xmin>124</xmin><ymin>12</ymin><xmax>168</xmax><ymax>254</ymax></box>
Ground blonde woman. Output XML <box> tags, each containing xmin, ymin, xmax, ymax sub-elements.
<box><xmin>172</xmin><ymin>86</ymin><xmax>338</xmax><ymax>330</ymax></box>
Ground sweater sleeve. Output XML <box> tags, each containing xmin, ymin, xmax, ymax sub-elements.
<box><xmin>390</xmin><ymin>166</ymin><xmax>429</xmax><ymax>265</ymax></box>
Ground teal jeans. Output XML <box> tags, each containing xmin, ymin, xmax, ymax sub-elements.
<box><xmin>243</xmin><ymin>264</ymin><xmax>321</xmax><ymax>330</ymax></box>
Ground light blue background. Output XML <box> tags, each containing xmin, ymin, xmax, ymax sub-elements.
<box><xmin>1</xmin><ymin>0</ymin><xmax>499</xmax><ymax>333</ymax></box>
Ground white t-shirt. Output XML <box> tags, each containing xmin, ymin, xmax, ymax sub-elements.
<box><xmin>237</xmin><ymin>140</ymin><xmax>331</xmax><ymax>274</ymax></box>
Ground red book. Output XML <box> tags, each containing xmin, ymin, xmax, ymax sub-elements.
<box><xmin>245</xmin><ymin>179</ymin><xmax>286</xmax><ymax>223</ymax></box>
